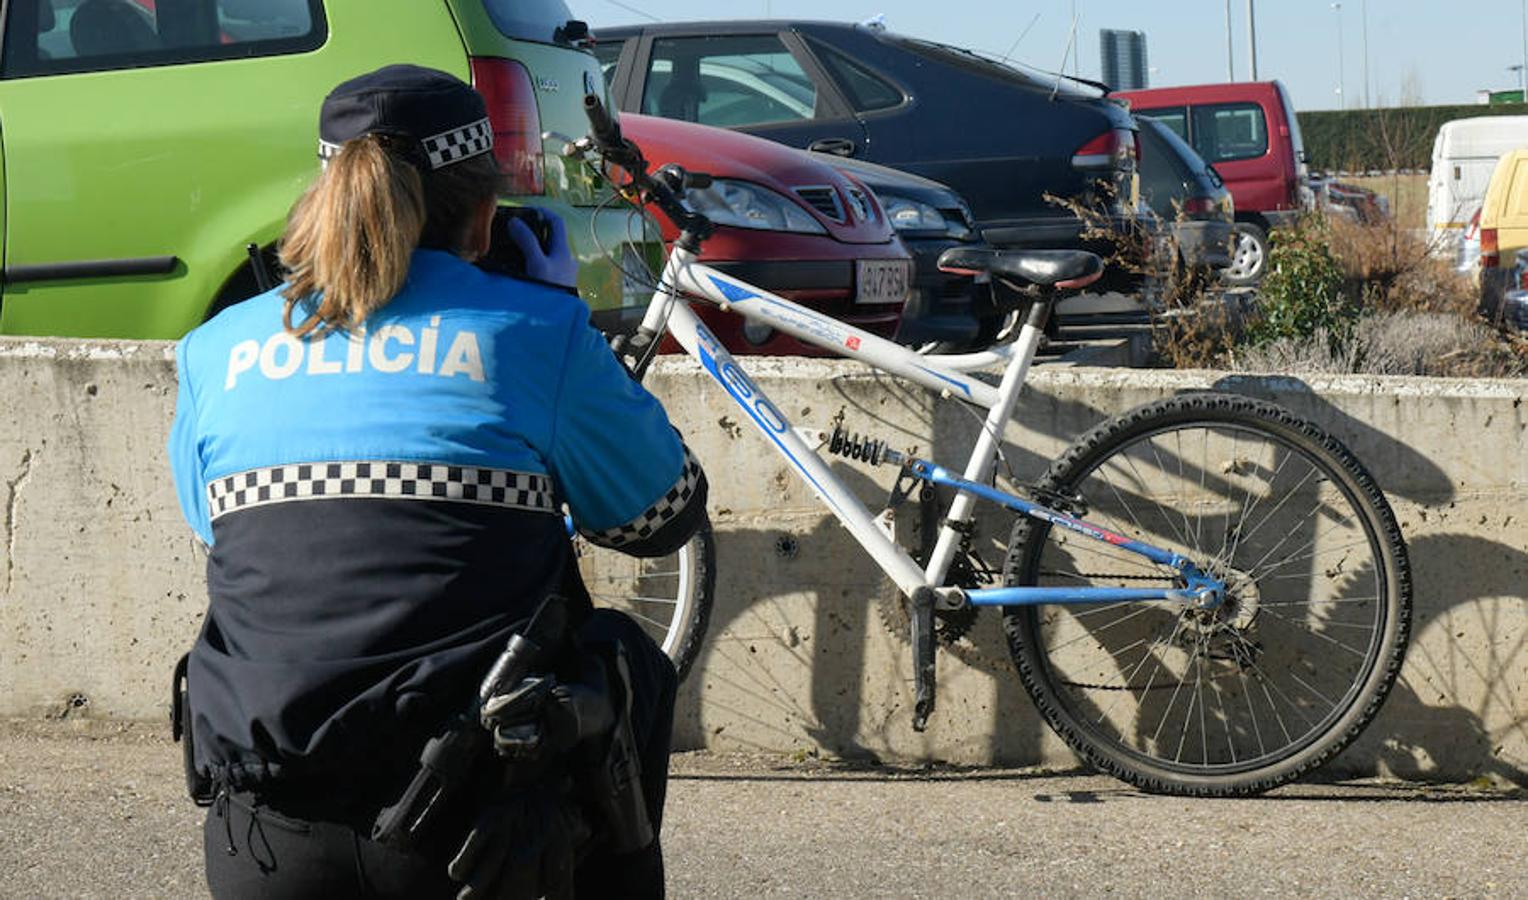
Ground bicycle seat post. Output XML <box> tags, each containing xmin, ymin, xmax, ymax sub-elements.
<box><xmin>922</xmin><ymin>296</ymin><xmax>1053</xmax><ymax>584</ymax></box>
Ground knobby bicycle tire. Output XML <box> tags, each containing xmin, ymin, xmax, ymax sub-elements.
<box><xmin>1002</xmin><ymin>392</ymin><xmax>1411</xmax><ymax>796</ymax></box>
<box><xmin>575</xmin><ymin>517</ymin><xmax>717</xmax><ymax>682</ymax></box>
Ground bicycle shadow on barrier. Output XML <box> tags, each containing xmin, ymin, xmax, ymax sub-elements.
<box><xmin>671</xmin><ymin>462</ymin><xmax>1054</xmax><ymax>767</ymax></box>
<box><xmin>1353</xmin><ymin>532</ymin><xmax>1528</xmax><ymax>786</ymax></box>
<box><xmin>1206</xmin><ymin>375</ymin><xmax>1525</xmax><ymax>785</ymax></box>
<box><xmin>673</xmin><ymin>372</ymin><xmax>1523</xmax><ymax>783</ymax></box>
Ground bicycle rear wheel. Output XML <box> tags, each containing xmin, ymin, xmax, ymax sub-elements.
<box><xmin>574</xmin><ymin>518</ymin><xmax>716</xmax><ymax>682</ymax></box>
<box><xmin>1003</xmin><ymin>392</ymin><xmax>1410</xmax><ymax>796</ymax></box>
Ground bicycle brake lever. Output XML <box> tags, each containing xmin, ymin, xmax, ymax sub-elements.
<box><xmin>542</xmin><ymin>130</ymin><xmax>577</xmax><ymax>152</ymax></box>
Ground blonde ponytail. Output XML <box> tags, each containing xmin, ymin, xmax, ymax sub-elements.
<box><xmin>279</xmin><ymin>136</ymin><xmax>505</xmax><ymax>336</ymax></box>
<box><xmin>279</xmin><ymin>136</ymin><xmax>426</xmax><ymax>336</ymax></box>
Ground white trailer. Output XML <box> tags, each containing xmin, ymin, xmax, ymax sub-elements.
<box><xmin>1427</xmin><ymin>116</ymin><xmax>1528</xmax><ymax>258</ymax></box>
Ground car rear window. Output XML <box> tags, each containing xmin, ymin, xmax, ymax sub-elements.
<box><xmin>1190</xmin><ymin>102</ymin><xmax>1269</xmax><ymax>163</ymax></box>
<box><xmin>3</xmin><ymin>0</ymin><xmax>325</xmax><ymax>78</ymax></box>
<box><xmin>1137</xmin><ymin>122</ymin><xmax>1190</xmax><ymax>211</ymax></box>
<box><xmin>1136</xmin><ymin>107</ymin><xmax>1189</xmax><ymax>142</ymax></box>
<box><xmin>482</xmin><ymin>0</ymin><xmax>575</xmax><ymax>46</ymax></box>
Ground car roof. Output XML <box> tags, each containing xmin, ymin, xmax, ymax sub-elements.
<box><xmin>595</xmin><ymin>19</ymin><xmax>1103</xmax><ymax>98</ymax></box>
<box><xmin>597</xmin><ymin>19</ymin><xmax>857</xmax><ymax>39</ymax></box>
<box><xmin>1115</xmin><ymin>81</ymin><xmax>1283</xmax><ymax>106</ymax></box>
<box><xmin>1435</xmin><ymin>116</ymin><xmax>1528</xmax><ymax>159</ymax></box>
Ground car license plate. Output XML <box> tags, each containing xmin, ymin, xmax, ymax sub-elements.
<box><xmin>855</xmin><ymin>259</ymin><xmax>911</xmax><ymax>305</ymax></box>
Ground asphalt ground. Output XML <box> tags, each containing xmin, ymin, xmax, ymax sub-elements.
<box><xmin>1</xmin><ymin>722</ymin><xmax>1522</xmax><ymax>899</ymax></box>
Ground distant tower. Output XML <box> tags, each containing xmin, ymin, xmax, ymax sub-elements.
<box><xmin>1100</xmin><ymin>29</ymin><xmax>1149</xmax><ymax>90</ymax></box>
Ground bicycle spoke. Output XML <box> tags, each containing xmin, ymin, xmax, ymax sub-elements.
<box><xmin>1252</xmin><ymin>537</ymin><xmax>1381</xmax><ymax>582</ymax></box>
<box><xmin>1226</xmin><ymin>443</ymin><xmax>1299</xmax><ymax>562</ymax></box>
<box><xmin>1231</xmin><ymin>463</ymin><xmax>1321</xmax><ymax>559</ymax></box>
<box><xmin>1238</xmin><ymin>668</ymin><xmax>1267</xmax><ymax>758</ymax></box>
<box><xmin>624</xmin><ymin>608</ymin><xmax>677</xmax><ymax>633</ymax></box>
<box><xmin>1260</xmin><ymin>595</ymin><xmax>1380</xmax><ymax>607</ymax></box>
<box><xmin>1213</xmin><ymin>672</ymin><xmax>1237</xmax><ymax>765</ymax></box>
<box><xmin>1150</xmin><ymin>645</ymin><xmax>1195</xmax><ymax>748</ymax></box>
<box><xmin>1044</xmin><ymin>604</ymin><xmax>1165</xmax><ymax>655</ymax></box>
<box><xmin>1243</xmin><ymin>494</ymin><xmax>1336</xmax><ymax>578</ymax></box>
<box><xmin>1140</xmin><ymin>438</ymin><xmax>1197</xmax><ymax>553</ymax></box>
<box><xmin>1089</xmin><ymin>613</ymin><xmax>1191</xmax><ymax>728</ymax></box>
<box><xmin>1197</xmin><ymin>427</ymin><xmax>1209</xmax><ymax>551</ymax></box>
<box><xmin>1259</xmin><ymin>607</ymin><xmax>1372</xmax><ymax>658</ymax></box>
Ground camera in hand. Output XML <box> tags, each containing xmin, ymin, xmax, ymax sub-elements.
<box><xmin>477</xmin><ymin>206</ymin><xmax>554</xmax><ymax>279</ymax></box>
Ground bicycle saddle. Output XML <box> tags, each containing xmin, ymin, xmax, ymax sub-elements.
<box><xmin>937</xmin><ymin>247</ymin><xmax>1103</xmax><ymax>289</ymax></box>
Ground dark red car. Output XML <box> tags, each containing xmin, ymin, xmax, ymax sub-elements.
<box><xmin>618</xmin><ymin>113</ymin><xmax>912</xmax><ymax>355</ymax></box>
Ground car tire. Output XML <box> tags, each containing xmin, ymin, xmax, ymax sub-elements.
<box><xmin>1222</xmin><ymin>222</ymin><xmax>1268</xmax><ymax>287</ymax></box>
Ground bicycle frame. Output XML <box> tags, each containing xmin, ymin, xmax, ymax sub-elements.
<box><xmin>641</xmin><ymin>245</ymin><xmax>1225</xmax><ymax>611</ymax></box>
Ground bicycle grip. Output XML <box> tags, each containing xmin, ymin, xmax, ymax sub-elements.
<box><xmin>583</xmin><ymin>94</ymin><xmax>623</xmax><ymax>149</ymax></box>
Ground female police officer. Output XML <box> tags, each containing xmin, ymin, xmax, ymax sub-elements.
<box><xmin>168</xmin><ymin>65</ymin><xmax>704</xmax><ymax>897</ymax></box>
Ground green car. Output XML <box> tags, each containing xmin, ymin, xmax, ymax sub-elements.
<box><xmin>0</xmin><ymin>0</ymin><xmax>657</xmax><ymax>339</ymax></box>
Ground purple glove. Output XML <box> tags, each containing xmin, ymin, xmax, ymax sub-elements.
<box><xmin>506</xmin><ymin>210</ymin><xmax>578</xmax><ymax>289</ymax></box>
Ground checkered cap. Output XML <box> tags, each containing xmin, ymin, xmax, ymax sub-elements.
<box><xmin>421</xmin><ymin>118</ymin><xmax>493</xmax><ymax>169</ymax></box>
<box><xmin>579</xmin><ymin>445</ymin><xmax>704</xmax><ymax>550</ymax></box>
<box><xmin>207</xmin><ymin>461</ymin><xmax>555</xmax><ymax>521</ymax></box>
<box><xmin>316</xmin><ymin>64</ymin><xmax>494</xmax><ymax>170</ymax></box>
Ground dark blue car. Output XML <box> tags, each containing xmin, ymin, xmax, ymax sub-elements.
<box><xmin>594</xmin><ymin>19</ymin><xmax>1140</xmax><ymax>284</ymax></box>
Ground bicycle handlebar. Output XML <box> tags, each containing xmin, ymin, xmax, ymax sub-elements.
<box><xmin>583</xmin><ymin>93</ymin><xmax>624</xmax><ymax>152</ymax></box>
<box><xmin>581</xmin><ymin>94</ymin><xmax>714</xmax><ymax>247</ymax></box>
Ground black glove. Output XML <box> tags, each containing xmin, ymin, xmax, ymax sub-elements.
<box><xmin>447</xmin><ymin>779</ymin><xmax>588</xmax><ymax>900</ymax></box>
<box><xmin>480</xmin><ymin>675</ymin><xmax>556</xmax><ymax>759</ymax></box>
<box><xmin>480</xmin><ymin>658</ymin><xmax>616</xmax><ymax>760</ymax></box>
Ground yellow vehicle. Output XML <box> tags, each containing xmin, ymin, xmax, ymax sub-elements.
<box><xmin>1477</xmin><ymin>147</ymin><xmax>1528</xmax><ymax>312</ymax></box>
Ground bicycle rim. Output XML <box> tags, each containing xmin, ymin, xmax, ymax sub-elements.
<box><xmin>574</xmin><ymin>522</ymin><xmax>716</xmax><ymax>681</ymax></box>
<box><xmin>1004</xmin><ymin>393</ymin><xmax>1409</xmax><ymax>795</ymax></box>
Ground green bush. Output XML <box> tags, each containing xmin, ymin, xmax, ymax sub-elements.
<box><xmin>1248</xmin><ymin>218</ymin><xmax>1359</xmax><ymax>354</ymax></box>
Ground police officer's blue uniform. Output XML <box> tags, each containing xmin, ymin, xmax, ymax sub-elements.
<box><xmin>170</xmin><ymin>250</ymin><xmax>704</xmax><ymax>894</ymax></box>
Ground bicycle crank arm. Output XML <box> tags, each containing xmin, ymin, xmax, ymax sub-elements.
<box><xmin>909</xmin><ymin>585</ymin><xmax>937</xmax><ymax>732</ymax></box>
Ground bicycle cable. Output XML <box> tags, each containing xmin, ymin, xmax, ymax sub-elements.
<box><xmin>583</xmin><ymin>155</ymin><xmax>714</xmax><ymax>377</ymax></box>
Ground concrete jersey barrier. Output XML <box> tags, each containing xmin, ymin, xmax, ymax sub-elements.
<box><xmin>0</xmin><ymin>337</ymin><xmax>1523</xmax><ymax>783</ymax></box>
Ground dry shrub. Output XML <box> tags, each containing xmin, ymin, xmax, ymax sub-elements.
<box><xmin>1230</xmin><ymin>310</ymin><xmax>1528</xmax><ymax>377</ymax></box>
<box><xmin>1325</xmin><ymin>215</ymin><xmax>1477</xmax><ymax>316</ymax></box>
<box><xmin>1041</xmin><ymin>190</ymin><xmax>1526</xmax><ymax>376</ymax></box>
<box><xmin>1042</xmin><ymin>191</ymin><xmax>1241</xmax><ymax>367</ymax></box>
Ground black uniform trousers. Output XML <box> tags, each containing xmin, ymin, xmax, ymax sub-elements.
<box><xmin>204</xmin><ymin>610</ymin><xmax>678</xmax><ymax>899</ymax></box>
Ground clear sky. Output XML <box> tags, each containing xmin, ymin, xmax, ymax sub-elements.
<box><xmin>579</xmin><ymin>0</ymin><xmax>1528</xmax><ymax>112</ymax></box>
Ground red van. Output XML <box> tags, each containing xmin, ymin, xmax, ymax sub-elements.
<box><xmin>1115</xmin><ymin>80</ymin><xmax>1310</xmax><ymax>285</ymax></box>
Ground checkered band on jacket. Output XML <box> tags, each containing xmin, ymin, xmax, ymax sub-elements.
<box><xmin>206</xmin><ymin>461</ymin><xmax>555</xmax><ymax>520</ymax></box>
<box><xmin>578</xmin><ymin>444</ymin><xmax>703</xmax><ymax>549</ymax></box>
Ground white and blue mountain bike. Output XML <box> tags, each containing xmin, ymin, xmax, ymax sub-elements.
<box><xmin>570</xmin><ymin>96</ymin><xmax>1411</xmax><ymax>797</ymax></box>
